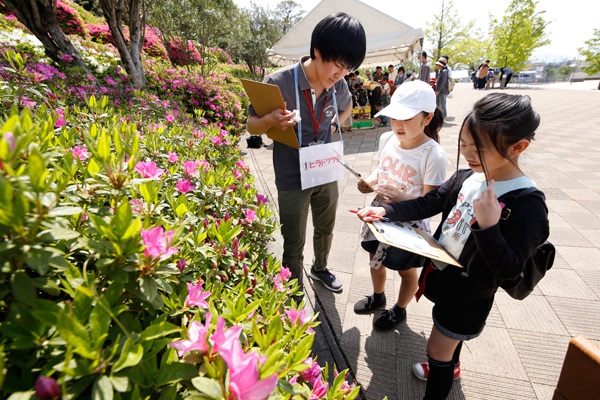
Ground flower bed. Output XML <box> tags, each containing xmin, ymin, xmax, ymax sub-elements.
<box><xmin>0</xmin><ymin>10</ymin><xmax>360</xmax><ymax>400</ymax></box>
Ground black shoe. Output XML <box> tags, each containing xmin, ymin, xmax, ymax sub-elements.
<box><xmin>354</xmin><ymin>294</ymin><xmax>386</xmax><ymax>314</ymax></box>
<box><xmin>373</xmin><ymin>308</ymin><xmax>406</xmax><ymax>331</ymax></box>
<box><xmin>309</xmin><ymin>268</ymin><xmax>343</xmax><ymax>292</ymax></box>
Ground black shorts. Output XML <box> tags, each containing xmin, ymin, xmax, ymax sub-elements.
<box><xmin>361</xmin><ymin>240</ymin><xmax>423</xmax><ymax>271</ymax></box>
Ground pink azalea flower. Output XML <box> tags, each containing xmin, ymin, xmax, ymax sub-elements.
<box><xmin>210</xmin><ymin>316</ymin><xmax>242</xmax><ymax>354</ymax></box>
<box><xmin>300</xmin><ymin>358</ymin><xmax>321</xmax><ymax>386</ymax></box>
<box><xmin>289</xmin><ymin>376</ymin><xmax>298</xmax><ymax>385</ymax></box>
<box><xmin>2</xmin><ymin>132</ymin><xmax>15</xmax><ymax>151</ymax></box>
<box><xmin>71</xmin><ymin>146</ymin><xmax>89</xmax><ymax>161</ymax></box>
<box><xmin>199</xmin><ymin>159</ymin><xmax>210</xmax><ymax>172</ymax></box>
<box><xmin>60</xmin><ymin>53</ymin><xmax>74</xmax><ymax>62</ymax></box>
<box><xmin>167</xmin><ymin>151</ymin><xmax>179</xmax><ymax>163</ymax></box>
<box><xmin>166</xmin><ymin>113</ymin><xmax>175</xmax><ymax>122</ymax></box>
<box><xmin>243</xmin><ymin>209</ymin><xmax>257</xmax><ymax>223</ymax></box>
<box><xmin>309</xmin><ymin>376</ymin><xmax>328</xmax><ymax>400</ymax></box>
<box><xmin>175</xmin><ymin>179</ymin><xmax>196</xmax><ymax>193</ymax></box>
<box><xmin>186</xmin><ymin>282</ymin><xmax>211</xmax><ymax>308</ymax></box>
<box><xmin>141</xmin><ymin>226</ymin><xmax>178</xmax><ymax>260</ymax></box>
<box><xmin>210</xmin><ymin>136</ymin><xmax>222</xmax><ymax>146</ymax></box>
<box><xmin>280</xmin><ymin>266</ymin><xmax>291</xmax><ymax>283</ymax></box>
<box><xmin>285</xmin><ymin>308</ymin><xmax>314</xmax><ymax>334</ymax></box>
<box><xmin>55</xmin><ymin>115</ymin><xmax>67</xmax><ymax>127</ymax></box>
<box><xmin>130</xmin><ymin>199</ymin><xmax>143</xmax><ymax>213</ymax></box>
<box><xmin>176</xmin><ymin>258</ymin><xmax>186</xmax><ymax>272</ymax></box>
<box><xmin>183</xmin><ymin>160</ymin><xmax>200</xmax><ymax>175</ymax></box>
<box><xmin>273</xmin><ymin>274</ymin><xmax>285</xmax><ymax>292</ymax></box>
<box><xmin>35</xmin><ymin>376</ymin><xmax>60</xmax><ymax>400</ymax></box>
<box><xmin>169</xmin><ymin>312</ymin><xmax>212</xmax><ymax>357</ymax></box>
<box><xmin>219</xmin><ymin>129</ymin><xmax>228</xmax><ymax>138</ymax></box>
<box><xmin>23</xmin><ymin>100</ymin><xmax>37</xmax><ymax>107</ymax></box>
<box><xmin>220</xmin><ymin>339</ymin><xmax>278</xmax><ymax>400</ymax></box>
<box><xmin>134</xmin><ymin>161</ymin><xmax>165</xmax><ymax>179</ymax></box>
<box><xmin>236</xmin><ymin>160</ymin><xmax>247</xmax><ymax>170</ymax></box>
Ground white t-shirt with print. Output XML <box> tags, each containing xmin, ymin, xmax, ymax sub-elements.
<box><xmin>433</xmin><ymin>173</ymin><xmax>537</xmax><ymax>270</ymax></box>
<box><xmin>376</xmin><ymin>131</ymin><xmax>448</xmax><ymax>232</ymax></box>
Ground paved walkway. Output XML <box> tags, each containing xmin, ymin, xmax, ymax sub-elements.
<box><xmin>245</xmin><ymin>83</ymin><xmax>600</xmax><ymax>400</ymax></box>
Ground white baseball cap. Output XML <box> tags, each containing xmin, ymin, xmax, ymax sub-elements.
<box><xmin>375</xmin><ymin>80</ymin><xmax>436</xmax><ymax>120</ymax></box>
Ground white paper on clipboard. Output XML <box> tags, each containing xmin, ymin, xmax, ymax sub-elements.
<box><xmin>372</xmin><ymin>220</ymin><xmax>438</xmax><ymax>257</ymax></box>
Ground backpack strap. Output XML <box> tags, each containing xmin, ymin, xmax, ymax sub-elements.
<box><xmin>419</xmin><ymin>143</ymin><xmax>435</xmax><ymax>189</ymax></box>
<box><xmin>501</xmin><ymin>186</ymin><xmax>538</xmax><ymax>220</ymax></box>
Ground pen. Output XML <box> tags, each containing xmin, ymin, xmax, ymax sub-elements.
<box><xmin>349</xmin><ymin>210</ymin><xmax>389</xmax><ymax>222</ymax></box>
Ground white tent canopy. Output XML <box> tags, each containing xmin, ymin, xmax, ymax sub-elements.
<box><xmin>266</xmin><ymin>0</ymin><xmax>424</xmax><ymax>69</ymax></box>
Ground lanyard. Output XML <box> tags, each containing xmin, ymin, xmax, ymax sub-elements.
<box><xmin>294</xmin><ymin>64</ymin><xmax>342</xmax><ymax>148</ymax></box>
<box><xmin>305</xmin><ymin>90</ymin><xmax>328</xmax><ymax>143</ymax></box>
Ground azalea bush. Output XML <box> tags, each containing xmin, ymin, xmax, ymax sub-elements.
<box><xmin>0</xmin><ymin>15</ymin><xmax>360</xmax><ymax>399</ymax></box>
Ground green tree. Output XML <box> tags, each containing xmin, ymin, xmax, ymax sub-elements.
<box><xmin>450</xmin><ymin>34</ymin><xmax>489</xmax><ymax>71</ymax></box>
<box><xmin>489</xmin><ymin>0</ymin><xmax>551</xmax><ymax>71</ymax></box>
<box><xmin>148</xmin><ymin>0</ymin><xmax>238</xmax><ymax>74</ymax></box>
<box><xmin>580</xmin><ymin>29</ymin><xmax>600</xmax><ymax>88</ymax></box>
<box><xmin>274</xmin><ymin>0</ymin><xmax>304</xmax><ymax>35</ymax></box>
<box><xmin>425</xmin><ymin>0</ymin><xmax>476</xmax><ymax>70</ymax></box>
<box><xmin>228</xmin><ymin>3</ymin><xmax>283</xmax><ymax>79</ymax></box>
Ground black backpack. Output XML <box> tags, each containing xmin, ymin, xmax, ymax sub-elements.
<box><xmin>357</xmin><ymin>90</ymin><xmax>367</xmax><ymax>106</ymax></box>
<box><xmin>499</xmin><ymin>187</ymin><xmax>555</xmax><ymax>300</ymax></box>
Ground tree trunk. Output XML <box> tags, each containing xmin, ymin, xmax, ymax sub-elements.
<box><xmin>2</xmin><ymin>0</ymin><xmax>93</xmax><ymax>75</ymax></box>
<box><xmin>99</xmin><ymin>0</ymin><xmax>146</xmax><ymax>86</ymax></box>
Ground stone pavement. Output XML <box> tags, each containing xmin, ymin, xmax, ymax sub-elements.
<box><xmin>243</xmin><ymin>82</ymin><xmax>600</xmax><ymax>400</ymax></box>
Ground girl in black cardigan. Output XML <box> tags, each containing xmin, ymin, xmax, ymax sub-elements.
<box><xmin>357</xmin><ymin>93</ymin><xmax>550</xmax><ymax>400</ymax></box>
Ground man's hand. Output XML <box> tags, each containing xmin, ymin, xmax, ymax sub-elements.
<box><xmin>269</xmin><ymin>104</ymin><xmax>297</xmax><ymax>131</ymax></box>
<box><xmin>473</xmin><ymin>180</ymin><xmax>502</xmax><ymax>229</ymax></box>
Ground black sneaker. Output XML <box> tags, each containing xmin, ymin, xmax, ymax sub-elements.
<box><xmin>309</xmin><ymin>268</ymin><xmax>343</xmax><ymax>292</ymax></box>
<box><xmin>354</xmin><ymin>294</ymin><xmax>386</xmax><ymax>314</ymax></box>
<box><xmin>373</xmin><ymin>308</ymin><xmax>406</xmax><ymax>331</ymax></box>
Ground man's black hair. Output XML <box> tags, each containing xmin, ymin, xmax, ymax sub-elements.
<box><xmin>388</xmin><ymin>64</ymin><xmax>394</xmax><ymax>69</ymax></box>
<box><xmin>310</xmin><ymin>13</ymin><xmax>366</xmax><ymax>71</ymax></box>
<box><xmin>355</xmin><ymin>71</ymin><xmax>360</xmax><ymax>75</ymax></box>
<box><xmin>422</xmin><ymin>51</ymin><xmax>427</xmax><ymax>58</ymax></box>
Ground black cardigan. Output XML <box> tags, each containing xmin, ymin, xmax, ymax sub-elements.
<box><xmin>382</xmin><ymin>169</ymin><xmax>550</xmax><ymax>301</ymax></box>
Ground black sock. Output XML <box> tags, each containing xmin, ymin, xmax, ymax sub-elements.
<box><xmin>423</xmin><ymin>356</ymin><xmax>454</xmax><ymax>400</ymax></box>
<box><xmin>373</xmin><ymin>292</ymin><xmax>385</xmax><ymax>303</ymax></box>
<box><xmin>452</xmin><ymin>341</ymin><xmax>463</xmax><ymax>368</ymax></box>
<box><xmin>391</xmin><ymin>303</ymin><xmax>406</xmax><ymax>317</ymax></box>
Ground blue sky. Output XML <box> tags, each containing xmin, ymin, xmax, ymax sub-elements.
<box><xmin>232</xmin><ymin>0</ymin><xmax>599</xmax><ymax>63</ymax></box>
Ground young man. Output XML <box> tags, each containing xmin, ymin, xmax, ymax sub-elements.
<box><xmin>373</xmin><ymin>66</ymin><xmax>384</xmax><ymax>83</ymax></box>
<box><xmin>419</xmin><ymin>51</ymin><xmax>430</xmax><ymax>84</ymax></box>
<box><xmin>246</xmin><ymin>13</ymin><xmax>366</xmax><ymax>293</ymax></box>
<box><xmin>434</xmin><ymin>57</ymin><xmax>449</xmax><ymax>118</ymax></box>
<box><xmin>387</xmin><ymin>65</ymin><xmax>397</xmax><ymax>86</ymax></box>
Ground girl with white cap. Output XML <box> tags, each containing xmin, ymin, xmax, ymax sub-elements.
<box><xmin>354</xmin><ymin>81</ymin><xmax>447</xmax><ymax>331</ymax></box>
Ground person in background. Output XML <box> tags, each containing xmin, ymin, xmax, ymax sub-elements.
<box><xmin>354</xmin><ymin>82</ymin><xmax>368</xmax><ymax>120</ymax></box>
<box><xmin>419</xmin><ymin>51</ymin><xmax>431</xmax><ymax>84</ymax></box>
<box><xmin>365</xmin><ymin>69</ymin><xmax>373</xmax><ymax>81</ymax></box>
<box><xmin>381</xmin><ymin>80</ymin><xmax>392</xmax><ymax>108</ymax></box>
<box><xmin>485</xmin><ymin>67</ymin><xmax>495</xmax><ymax>90</ymax></box>
<box><xmin>441</xmin><ymin>55</ymin><xmax>452</xmax><ymax>79</ymax></box>
<box><xmin>363</xmin><ymin>79</ymin><xmax>383</xmax><ymax>119</ymax></box>
<box><xmin>500</xmin><ymin>67</ymin><xmax>514</xmax><ymax>89</ymax></box>
<box><xmin>388</xmin><ymin>65</ymin><xmax>398</xmax><ymax>86</ymax></box>
<box><xmin>430</xmin><ymin>77</ymin><xmax>437</xmax><ymax>91</ymax></box>
<box><xmin>373</xmin><ymin>66</ymin><xmax>384</xmax><ymax>83</ymax></box>
<box><xmin>476</xmin><ymin>60</ymin><xmax>490</xmax><ymax>90</ymax></box>
<box><xmin>355</xmin><ymin>70</ymin><xmax>363</xmax><ymax>85</ymax></box>
<box><xmin>434</xmin><ymin>58</ymin><xmax>449</xmax><ymax>118</ymax></box>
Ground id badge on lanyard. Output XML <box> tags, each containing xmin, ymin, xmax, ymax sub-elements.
<box><xmin>294</xmin><ymin>64</ymin><xmax>345</xmax><ymax>190</ymax></box>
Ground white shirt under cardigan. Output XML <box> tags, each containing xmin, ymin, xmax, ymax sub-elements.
<box><xmin>433</xmin><ymin>173</ymin><xmax>537</xmax><ymax>270</ymax></box>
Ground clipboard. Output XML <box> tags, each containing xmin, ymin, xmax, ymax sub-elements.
<box><xmin>367</xmin><ymin>221</ymin><xmax>463</xmax><ymax>268</ymax></box>
<box><xmin>240</xmin><ymin>79</ymin><xmax>300</xmax><ymax>149</ymax></box>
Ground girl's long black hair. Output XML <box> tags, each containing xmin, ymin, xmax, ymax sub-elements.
<box><xmin>423</xmin><ymin>108</ymin><xmax>444</xmax><ymax>143</ymax></box>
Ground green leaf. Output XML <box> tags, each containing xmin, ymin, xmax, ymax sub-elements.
<box><xmin>191</xmin><ymin>377</ymin><xmax>223</xmax><ymax>399</ymax></box>
<box><xmin>155</xmin><ymin>362</ymin><xmax>198</xmax><ymax>387</ymax></box>
<box><xmin>138</xmin><ymin>276</ymin><xmax>157</xmax><ymax>303</ymax></box>
<box><xmin>112</xmin><ymin>338</ymin><xmax>144</xmax><ymax>373</ymax></box>
<box><xmin>38</xmin><ymin>227</ymin><xmax>81</xmax><ymax>241</ymax></box>
<box><xmin>114</xmin><ymin>200</ymin><xmax>133</xmax><ymax>239</ymax></box>
<box><xmin>175</xmin><ymin>203</ymin><xmax>188</xmax><ymax>218</ymax></box>
<box><xmin>47</xmin><ymin>206</ymin><xmax>84</xmax><ymax>216</ymax></box>
<box><xmin>109</xmin><ymin>375</ymin><xmax>130</xmax><ymax>393</ymax></box>
<box><xmin>27</xmin><ymin>148</ymin><xmax>47</xmax><ymax>192</ymax></box>
<box><xmin>31</xmin><ymin>299</ymin><xmax>61</xmax><ymax>326</ymax></box>
<box><xmin>90</xmin><ymin>296</ymin><xmax>111</xmax><ymax>349</ymax></box>
<box><xmin>140</xmin><ymin>321</ymin><xmax>180</xmax><ymax>342</ymax></box>
<box><xmin>11</xmin><ymin>272</ymin><xmax>36</xmax><ymax>306</ymax></box>
<box><xmin>92</xmin><ymin>375</ymin><xmax>114</xmax><ymax>400</ymax></box>
<box><xmin>97</xmin><ymin>130</ymin><xmax>111</xmax><ymax>162</ymax></box>
<box><xmin>23</xmin><ymin>247</ymin><xmax>54</xmax><ymax>275</ymax></box>
<box><xmin>7</xmin><ymin>391</ymin><xmax>35</xmax><ymax>400</ymax></box>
